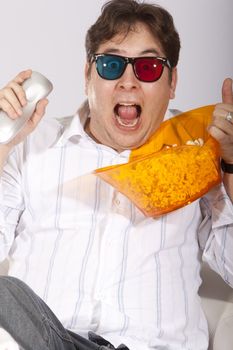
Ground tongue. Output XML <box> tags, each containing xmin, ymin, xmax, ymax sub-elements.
<box><xmin>117</xmin><ymin>105</ymin><xmax>138</xmax><ymax>120</ymax></box>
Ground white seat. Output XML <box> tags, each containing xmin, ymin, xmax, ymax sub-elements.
<box><xmin>0</xmin><ymin>328</ymin><xmax>19</xmax><ymax>349</ymax></box>
<box><xmin>199</xmin><ymin>262</ymin><xmax>233</xmax><ymax>350</ymax></box>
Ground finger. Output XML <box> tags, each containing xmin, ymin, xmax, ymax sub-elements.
<box><xmin>30</xmin><ymin>99</ymin><xmax>49</xmax><ymax>126</ymax></box>
<box><xmin>7</xmin><ymin>81</ymin><xmax>27</xmax><ymax>107</ymax></box>
<box><xmin>208</xmin><ymin>125</ymin><xmax>230</xmax><ymax>142</ymax></box>
<box><xmin>209</xmin><ymin>117</ymin><xmax>233</xmax><ymax>136</ymax></box>
<box><xmin>0</xmin><ymin>87</ymin><xmax>24</xmax><ymax>116</ymax></box>
<box><xmin>0</xmin><ymin>70</ymin><xmax>32</xmax><ymax>116</ymax></box>
<box><xmin>12</xmin><ymin>69</ymin><xmax>32</xmax><ymax>85</ymax></box>
<box><xmin>210</xmin><ymin>104</ymin><xmax>233</xmax><ymax>132</ymax></box>
<box><xmin>213</xmin><ymin>105</ymin><xmax>233</xmax><ymax>119</ymax></box>
<box><xmin>222</xmin><ymin>78</ymin><xmax>233</xmax><ymax>104</ymax></box>
<box><xmin>0</xmin><ymin>98</ymin><xmax>19</xmax><ymax>118</ymax></box>
<box><xmin>208</xmin><ymin>124</ymin><xmax>233</xmax><ymax>163</ymax></box>
<box><xmin>0</xmin><ymin>70</ymin><xmax>31</xmax><ymax>100</ymax></box>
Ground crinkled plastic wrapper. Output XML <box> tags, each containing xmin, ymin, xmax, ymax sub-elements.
<box><xmin>94</xmin><ymin>105</ymin><xmax>222</xmax><ymax>217</ymax></box>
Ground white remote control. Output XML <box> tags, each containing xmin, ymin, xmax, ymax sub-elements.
<box><xmin>0</xmin><ymin>71</ymin><xmax>53</xmax><ymax>144</ymax></box>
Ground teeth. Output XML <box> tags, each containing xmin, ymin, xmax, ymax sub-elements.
<box><xmin>116</xmin><ymin>115</ymin><xmax>139</xmax><ymax>127</ymax></box>
<box><xmin>119</xmin><ymin>103</ymin><xmax>135</xmax><ymax>106</ymax></box>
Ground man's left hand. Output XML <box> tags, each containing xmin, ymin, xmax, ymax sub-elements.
<box><xmin>208</xmin><ymin>78</ymin><xmax>233</xmax><ymax>164</ymax></box>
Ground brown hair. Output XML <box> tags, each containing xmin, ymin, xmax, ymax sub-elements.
<box><xmin>85</xmin><ymin>0</ymin><xmax>180</xmax><ymax>68</ymax></box>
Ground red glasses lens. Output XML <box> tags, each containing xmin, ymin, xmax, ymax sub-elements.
<box><xmin>134</xmin><ymin>58</ymin><xmax>163</xmax><ymax>82</ymax></box>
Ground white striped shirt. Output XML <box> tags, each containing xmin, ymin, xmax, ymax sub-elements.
<box><xmin>0</xmin><ymin>106</ymin><xmax>233</xmax><ymax>350</ymax></box>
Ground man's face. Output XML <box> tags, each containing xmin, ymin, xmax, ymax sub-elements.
<box><xmin>85</xmin><ymin>23</ymin><xmax>177</xmax><ymax>152</ymax></box>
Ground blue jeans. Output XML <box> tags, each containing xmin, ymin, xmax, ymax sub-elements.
<box><xmin>0</xmin><ymin>276</ymin><xmax>129</xmax><ymax>350</ymax></box>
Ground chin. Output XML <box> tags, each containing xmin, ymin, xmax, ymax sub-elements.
<box><xmin>114</xmin><ymin>141</ymin><xmax>144</xmax><ymax>152</ymax></box>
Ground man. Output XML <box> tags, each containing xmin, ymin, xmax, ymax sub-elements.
<box><xmin>0</xmin><ymin>0</ymin><xmax>233</xmax><ymax>349</ymax></box>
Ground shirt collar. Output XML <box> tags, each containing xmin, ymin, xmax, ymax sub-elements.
<box><xmin>55</xmin><ymin>99</ymin><xmax>90</xmax><ymax>147</ymax></box>
<box><xmin>54</xmin><ymin>99</ymin><xmax>131</xmax><ymax>159</ymax></box>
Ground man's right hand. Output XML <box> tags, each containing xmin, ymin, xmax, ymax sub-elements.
<box><xmin>0</xmin><ymin>69</ymin><xmax>49</xmax><ymax>150</ymax></box>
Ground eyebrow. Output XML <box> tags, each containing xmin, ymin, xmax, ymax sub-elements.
<box><xmin>100</xmin><ymin>48</ymin><xmax>162</xmax><ymax>56</ymax></box>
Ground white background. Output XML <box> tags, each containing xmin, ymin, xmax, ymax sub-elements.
<box><xmin>0</xmin><ymin>0</ymin><xmax>232</xmax><ymax>118</ymax></box>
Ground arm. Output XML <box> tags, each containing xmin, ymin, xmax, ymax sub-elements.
<box><xmin>199</xmin><ymin>185</ymin><xmax>233</xmax><ymax>288</ymax></box>
<box><xmin>0</xmin><ymin>70</ymin><xmax>48</xmax><ymax>261</ymax></box>
<box><xmin>198</xmin><ymin>79</ymin><xmax>233</xmax><ymax>286</ymax></box>
<box><xmin>0</xmin><ymin>69</ymin><xmax>48</xmax><ymax>175</ymax></box>
<box><xmin>223</xmin><ymin>173</ymin><xmax>233</xmax><ymax>201</ymax></box>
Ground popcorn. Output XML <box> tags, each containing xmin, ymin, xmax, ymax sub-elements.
<box><xmin>186</xmin><ymin>138</ymin><xmax>204</xmax><ymax>146</ymax></box>
<box><xmin>95</xmin><ymin>139</ymin><xmax>220</xmax><ymax>216</ymax></box>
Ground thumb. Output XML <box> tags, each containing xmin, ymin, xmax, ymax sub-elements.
<box><xmin>222</xmin><ymin>77</ymin><xmax>233</xmax><ymax>104</ymax></box>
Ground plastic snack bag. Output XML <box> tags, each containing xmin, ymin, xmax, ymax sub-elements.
<box><xmin>94</xmin><ymin>105</ymin><xmax>221</xmax><ymax>217</ymax></box>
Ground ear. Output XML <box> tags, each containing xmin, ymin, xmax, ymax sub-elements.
<box><xmin>84</xmin><ymin>62</ymin><xmax>90</xmax><ymax>95</ymax></box>
<box><xmin>169</xmin><ymin>67</ymin><xmax>178</xmax><ymax>100</ymax></box>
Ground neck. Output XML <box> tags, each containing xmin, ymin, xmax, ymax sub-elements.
<box><xmin>84</xmin><ymin>118</ymin><xmax>101</xmax><ymax>144</ymax></box>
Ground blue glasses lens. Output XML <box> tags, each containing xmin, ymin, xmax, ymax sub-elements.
<box><xmin>96</xmin><ymin>55</ymin><xmax>125</xmax><ymax>80</ymax></box>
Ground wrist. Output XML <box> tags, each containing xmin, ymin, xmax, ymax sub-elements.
<box><xmin>221</xmin><ymin>159</ymin><xmax>233</xmax><ymax>174</ymax></box>
<box><xmin>0</xmin><ymin>143</ymin><xmax>14</xmax><ymax>160</ymax></box>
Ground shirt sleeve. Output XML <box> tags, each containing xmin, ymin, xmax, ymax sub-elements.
<box><xmin>0</xmin><ymin>147</ymin><xmax>24</xmax><ymax>262</ymax></box>
<box><xmin>198</xmin><ymin>183</ymin><xmax>233</xmax><ymax>288</ymax></box>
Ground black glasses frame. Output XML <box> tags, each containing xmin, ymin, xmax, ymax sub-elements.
<box><xmin>92</xmin><ymin>53</ymin><xmax>172</xmax><ymax>82</ymax></box>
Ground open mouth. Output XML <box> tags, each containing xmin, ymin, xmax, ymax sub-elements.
<box><xmin>114</xmin><ymin>103</ymin><xmax>142</xmax><ymax>128</ymax></box>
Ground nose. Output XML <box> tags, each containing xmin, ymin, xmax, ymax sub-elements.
<box><xmin>117</xmin><ymin>63</ymin><xmax>139</xmax><ymax>90</ymax></box>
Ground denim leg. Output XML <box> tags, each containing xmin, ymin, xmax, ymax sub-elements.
<box><xmin>0</xmin><ymin>276</ymin><xmax>77</xmax><ymax>350</ymax></box>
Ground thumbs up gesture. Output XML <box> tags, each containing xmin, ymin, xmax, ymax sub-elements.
<box><xmin>208</xmin><ymin>78</ymin><xmax>233</xmax><ymax>164</ymax></box>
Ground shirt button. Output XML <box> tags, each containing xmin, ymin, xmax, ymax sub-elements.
<box><xmin>115</xmin><ymin>199</ymin><xmax>120</xmax><ymax>206</ymax></box>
